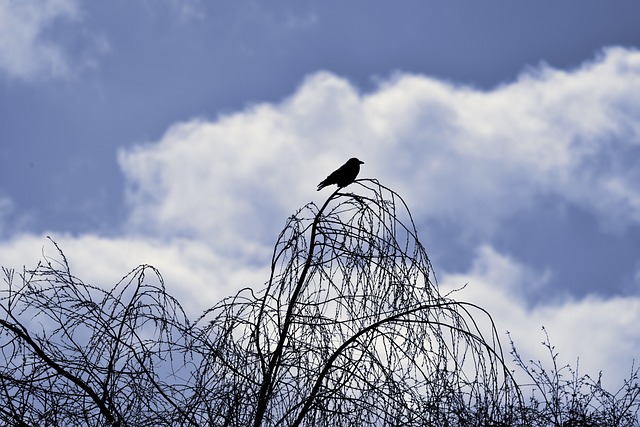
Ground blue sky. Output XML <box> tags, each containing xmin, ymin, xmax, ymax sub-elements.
<box><xmin>1</xmin><ymin>0</ymin><xmax>639</xmax><ymax>387</ymax></box>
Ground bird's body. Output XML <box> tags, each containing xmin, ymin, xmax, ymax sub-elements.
<box><xmin>317</xmin><ymin>157</ymin><xmax>364</xmax><ymax>191</ymax></box>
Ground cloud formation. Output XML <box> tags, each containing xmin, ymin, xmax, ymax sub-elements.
<box><xmin>439</xmin><ymin>245</ymin><xmax>640</xmax><ymax>388</ymax></box>
<box><xmin>0</xmin><ymin>0</ymin><xmax>107</xmax><ymax>80</ymax></box>
<box><xmin>119</xmin><ymin>46</ymin><xmax>640</xmax><ymax>246</ymax></box>
<box><xmin>2</xmin><ymin>47</ymin><xmax>639</xmax><ymax>384</ymax></box>
<box><xmin>114</xmin><ymin>46</ymin><xmax>639</xmax><ymax>384</ymax></box>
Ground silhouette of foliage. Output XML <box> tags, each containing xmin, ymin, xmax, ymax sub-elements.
<box><xmin>195</xmin><ymin>180</ymin><xmax>520</xmax><ymax>426</ymax></box>
<box><xmin>0</xmin><ymin>242</ymin><xmax>196</xmax><ymax>426</ymax></box>
<box><xmin>510</xmin><ymin>328</ymin><xmax>640</xmax><ymax>427</ymax></box>
<box><xmin>0</xmin><ymin>180</ymin><xmax>638</xmax><ymax>426</ymax></box>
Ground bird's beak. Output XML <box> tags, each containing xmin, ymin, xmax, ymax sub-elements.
<box><xmin>359</xmin><ymin>160</ymin><xmax>364</xmax><ymax>164</ymax></box>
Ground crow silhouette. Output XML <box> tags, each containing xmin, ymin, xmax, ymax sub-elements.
<box><xmin>317</xmin><ymin>157</ymin><xmax>364</xmax><ymax>191</ymax></box>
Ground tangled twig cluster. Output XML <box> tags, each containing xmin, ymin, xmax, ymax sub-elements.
<box><xmin>1</xmin><ymin>181</ymin><xmax>637</xmax><ymax>426</ymax></box>
<box><xmin>197</xmin><ymin>180</ymin><xmax>520</xmax><ymax>426</ymax></box>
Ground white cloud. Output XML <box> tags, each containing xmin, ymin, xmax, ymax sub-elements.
<box><xmin>119</xmin><ymin>47</ymin><xmax>640</xmax><ymax>251</ymax></box>
<box><xmin>117</xmin><ymin>72</ymin><xmax>369</xmax><ymax>262</ymax></box>
<box><xmin>0</xmin><ymin>233</ymin><xmax>266</xmax><ymax>316</ymax></box>
<box><xmin>364</xmin><ymin>47</ymin><xmax>640</xmax><ymax>235</ymax></box>
<box><xmin>112</xmin><ymin>48</ymin><xmax>640</xmax><ymax>386</ymax></box>
<box><xmin>439</xmin><ymin>245</ymin><xmax>640</xmax><ymax>388</ymax></box>
<box><xmin>0</xmin><ymin>0</ymin><xmax>107</xmax><ymax>80</ymax></box>
<box><xmin>113</xmin><ymin>46</ymin><xmax>639</xmax><ymax>389</ymax></box>
<box><xmin>2</xmin><ymin>47</ymin><xmax>640</xmax><ymax>388</ymax></box>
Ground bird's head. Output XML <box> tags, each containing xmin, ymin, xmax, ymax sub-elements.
<box><xmin>349</xmin><ymin>157</ymin><xmax>364</xmax><ymax>165</ymax></box>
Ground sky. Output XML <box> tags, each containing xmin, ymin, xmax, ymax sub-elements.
<box><xmin>1</xmin><ymin>0</ymin><xmax>639</xmax><ymax>389</ymax></box>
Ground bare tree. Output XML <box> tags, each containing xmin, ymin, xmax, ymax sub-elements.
<box><xmin>0</xmin><ymin>243</ymin><xmax>197</xmax><ymax>426</ymax></box>
<box><xmin>191</xmin><ymin>179</ymin><xmax>520</xmax><ymax>426</ymax></box>
<box><xmin>1</xmin><ymin>180</ymin><xmax>637</xmax><ymax>426</ymax></box>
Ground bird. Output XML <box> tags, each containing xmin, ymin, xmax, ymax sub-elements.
<box><xmin>317</xmin><ymin>157</ymin><xmax>364</xmax><ymax>191</ymax></box>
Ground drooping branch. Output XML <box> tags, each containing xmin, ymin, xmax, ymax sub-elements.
<box><xmin>200</xmin><ymin>179</ymin><xmax>522</xmax><ymax>426</ymax></box>
<box><xmin>3</xmin><ymin>181</ymin><xmax>635</xmax><ymax>426</ymax></box>
<box><xmin>0</xmin><ymin>242</ymin><xmax>197</xmax><ymax>426</ymax></box>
